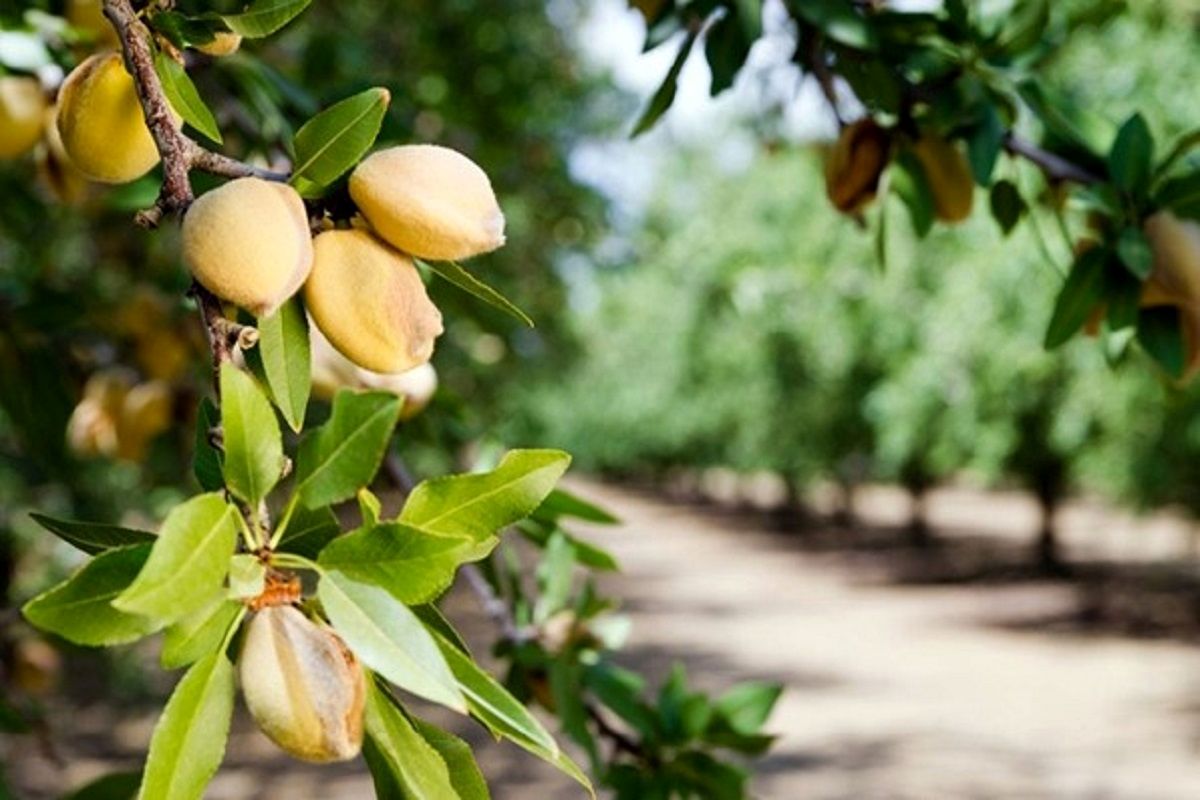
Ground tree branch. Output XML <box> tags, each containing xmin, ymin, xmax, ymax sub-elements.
<box><xmin>1004</xmin><ymin>132</ymin><xmax>1104</xmax><ymax>185</ymax></box>
<box><xmin>102</xmin><ymin>0</ymin><xmax>290</xmax><ymax>228</ymax></box>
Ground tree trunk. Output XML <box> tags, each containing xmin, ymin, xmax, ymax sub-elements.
<box><xmin>907</xmin><ymin>485</ymin><xmax>932</xmax><ymax>548</ymax></box>
<box><xmin>1034</xmin><ymin>480</ymin><xmax>1067</xmax><ymax>575</ymax></box>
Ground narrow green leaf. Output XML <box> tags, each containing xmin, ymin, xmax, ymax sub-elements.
<box><xmin>891</xmin><ymin>151</ymin><xmax>934</xmax><ymax>238</ymax></box>
<box><xmin>29</xmin><ymin>513</ymin><xmax>155</xmax><ymax>555</ymax></box>
<box><xmin>318</xmin><ymin>522</ymin><xmax>474</xmax><ymax>604</ymax></box>
<box><xmin>1117</xmin><ymin>227</ymin><xmax>1154</xmax><ymax>279</ymax></box>
<box><xmin>989</xmin><ymin>179</ymin><xmax>1026</xmax><ymax>236</ymax></box>
<box><xmin>400</xmin><ymin>449</ymin><xmax>571</xmax><ymax>542</ymax></box>
<box><xmin>153</xmin><ymin>50</ymin><xmax>222</xmax><ymax>145</ymax></box>
<box><xmin>1154</xmin><ymin>171</ymin><xmax>1200</xmax><ymax>220</ymax></box>
<box><xmin>22</xmin><ymin>544</ymin><xmax>158</xmax><ymax>646</ymax></box>
<box><xmin>294</xmin><ymin>390</ymin><xmax>402</xmax><ymax>509</ymax></box>
<box><xmin>113</xmin><ymin>494</ymin><xmax>238</xmax><ymax>626</ymax></box>
<box><xmin>222</xmin><ymin>0</ymin><xmax>311</xmax><ymax>38</ymax></box>
<box><xmin>422</xmin><ymin>260</ymin><xmax>534</xmax><ymax>328</ymax></box>
<box><xmin>411</xmin><ymin>715</ymin><xmax>491</xmax><ymax>800</ymax></box>
<box><xmin>193</xmin><ymin>397</ymin><xmax>224</xmax><ymax>492</ymax></box>
<box><xmin>161</xmin><ymin>600</ymin><xmax>244</xmax><ymax>670</ymax></box>
<box><xmin>704</xmin><ymin>13</ymin><xmax>751</xmax><ymax>96</ymax></box>
<box><xmin>793</xmin><ymin>0</ymin><xmax>878</xmax><ymax>50</ymax></box>
<box><xmin>1109</xmin><ymin>113</ymin><xmax>1155</xmax><ymax>195</ymax></box>
<box><xmin>713</xmin><ymin>682</ymin><xmax>782</xmax><ymax>735</ymax></box>
<box><xmin>1138</xmin><ymin>306</ymin><xmax>1186</xmax><ymax>379</ymax></box>
<box><xmin>227</xmin><ymin>554</ymin><xmax>266</xmax><ymax>600</ymax></box>
<box><xmin>318</xmin><ymin>571</ymin><xmax>465</xmax><ymax>711</ymax></box>
<box><xmin>533</xmin><ymin>488</ymin><xmax>620</xmax><ymax>525</ymax></box>
<box><xmin>363</xmin><ymin>683</ymin><xmax>459</xmax><ymax>800</ymax></box>
<box><xmin>1044</xmin><ymin>249</ymin><xmax>1108</xmax><ymax>349</ymax></box>
<box><xmin>632</xmin><ymin>30</ymin><xmax>697</xmax><ymax>137</ymax></box>
<box><xmin>534</xmin><ymin>532</ymin><xmax>576</xmax><ymax>624</ymax></box>
<box><xmin>219</xmin><ymin>365</ymin><xmax>285</xmax><ymax>506</ymax></box>
<box><xmin>139</xmin><ymin>653</ymin><xmax>235</xmax><ymax>800</ymax></box>
<box><xmin>246</xmin><ymin>299</ymin><xmax>310</xmax><ymax>432</ymax></box>
<box><xmin>431</xmin><ymin>631</ymin><xmax>593</xmax><ymax>795</ymax></box>
<box><xmin>276</xmin><ymin>504</ymin><xmax>340</xmax><ymax>559</ymax></box>
<box><xmin>291</xmin><ymin>88</ymin><xmax>390</xmax><ymax>198</ymax></box>
<box><xmin>967</xmin><ymin>105</ymin><xmax>1004</xmax><ymax>187</ymax></box>
<box><xmin>357</xmin><ymin>488</ymin><xmax>382</xmax><ymax>528</ymax></box>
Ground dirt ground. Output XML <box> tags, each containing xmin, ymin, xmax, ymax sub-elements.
<box><xmin>14</xmin><ymin>479</ymin><xmax>1200</xmax><ymax>799</ymax></box>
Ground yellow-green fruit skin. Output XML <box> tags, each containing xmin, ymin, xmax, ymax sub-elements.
<box><xmin>0</xmin><ymin>77</ymin><xmax>47</xmax><ymax>159</ymax></box>
<box><xmin>57</xmin><ymin>53</ymin><xmax>175</xmax><ymax>183</ymax></box>
<box><xmin>306</xmin><ymin>229</ymin><xmax>444</xmax><ymax>373</ymax></box>
<box><xmin>239</xmin><ymin>606</ymin><xmax>365</xmax><ymax>764</ymax></box>
<box><xmin>912</xmin><ymin>135</ymin><xmax>975</xmax><ymax>223</ymax></box>
<box><xmin>349</xmin><ymin>144</ymin><xmax>505</xmax><ymax>261</ymax></box>
<box><xmin>182</xmin><ymin>178</ymin><xmax>314</xmax><ymax>317</ymax></box>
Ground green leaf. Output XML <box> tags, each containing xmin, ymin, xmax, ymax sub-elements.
<box><xmin>1044</xmin><ymin>248</ymin><xmax>1108</xmax><ymax>349</ymax></box>
<box><xmin>533</xmin><ymin>488</ymin><xmax>619</xmax><ymax>525</ymax></box>
<box><xmin>890</xmin><ymin>151</ymin><xmax>934</xmax><ymax>238</ymax></box>
<box><xmin>1109</xmin><ymin>113</ymin><xmax>1155</xmax><ymax>195</ymax></box>
<box><xmin>363</xmin><ymin>683</ymin><xmax>459</xmax><ymax>800</ymax></box>
<box><xmin>793</xmin><ymin>0</ymin><xmax>877</xmax><ymax>50</ymax></box>
<box><xmin>29</xmin><ymin>513</ymin><xmax>155</xmax><ymax>556</ymax></box>
<box><xmin>113</xmin><ymin>494</ymin><xmax>238</xmax><ymax>626</ymax></box>
<box><xmin>222</xmin><ymin>0</ymin><xmax>311</xmax><ymax>38</ymax></box>
<box><xmin>138</xmin><ymin>652</ymin><xmax>235</xmax><ymax>800</ymax></box>
<box><xmin>294</xmin><ymin>390</ymin><xmax>403</xmax><ymax>510</ymax></box>
<box><xmin>1138</xmin><ymin>306</ymin><xmax>1186</xmax><ymax>379</ymax></box>
<box><xmin>534</xmin><ymin>531</ymin><xmax>576</xmax><ymax>624</ymax></box>
<box><xmin>989</xmin><ymin>179</ymin><xmax>1026</xmax><ymax>236</ymax></box>
<box><xmin>400</xmin><ymin>449</ymin><xmax>571</xmax><ymax>543</ymax></box>
<box><xmin>1117</xmin><ymin>227</ymin><xmax>1154</xmax><ymax>280</ymax></box>
<box><xmin>276</xmin><ymin>504</ymin><xmax>340</xmax><ymax>559</ymax></box>
<box><xmin>318</xmin><ymin>571</ymin><xmax>465</xmax><ymax>711</ymax></box>
<box><xmin>967</xmin><ymin>106</ymin><xmax>1004</xmax><ymax>187</ymax></box>
<box><xmin>421</xmin><ymin>260</ymin><xmax>534</xmax><ymax>328</ymax></box>
<box><xmin>704</xmin><ymin>13</ymin><xmax>751</xmax><ymax>96</ymax></box>
<box><xmin>1155</xmin><ymin>171</ymin><xmax>1200</xmax><ymax>220</ymax></box>
<box><xmin>632</xmin><ymin>30</ymin><xmax>697</xmax><ymax>137</ymax></box>
<box><xmin>411</xmin><ymin>715</ymin><xmax>491</xmax><ymax>800</ymax></box>
<box><xmin>161</xmin><ymin>600</ymin><xmax>244</xmax><ymax>670</ymax></box>
<box><xmin>432</xmin><ymin>631</ymin><xmax>592</xmax><ymax>794</ymax></box>
<box><xmin>60</xmin><ymin>771</ymin><xmax>142</xmax><ymax>800</ymax></box>
<box><xmin>291</xmin><ymin>88</ymin><xmax>390</xmax><ymax>198</ymax></box>
<box><xmin>193</xmin><ymin>397</ymin><xmax>224</xmax><ymax>492</ymax></box>
<box><xmin>219</xmin><ymin>364</ymin><xmax>285</xmax><ymax>506</ymax></box>
<box><xmin>246</xmin><ymin>299</ymin><xmax>310</xmax><ymax>432</ymax></box>
<box><xmin>713</xmin><ymin>682</ymin><xmax>782</xmax><ymax>735</ymax></box>
<box><xmin>22</xmin><ymin>544</ymin><xmax>158</xmax><ymax>646</ymax></box>
<box><xmin>153</xmin><ymin>49</ymin><xmax>222</xmax><ymax>145</ymax></box>
<box><xmin>318</xmin><ymin>522</ymin><xmax>474</xmax><ymax>604</ymax></box>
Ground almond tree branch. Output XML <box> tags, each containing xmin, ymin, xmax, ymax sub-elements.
<box><xmin>1003</xmin><ymin>132</ymin><xmax>1105</xmax><ymax>185</ymax></box>
<box><xmin>101</xmin><ymin>0</ymin><xmax>290</xmax><ymax>229</ymax></box>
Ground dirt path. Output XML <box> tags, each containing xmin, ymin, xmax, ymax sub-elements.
<box><xmin>19</xmin><ymin>480</ymin><xmax>1200</xmax><ymax>798</ymax></box>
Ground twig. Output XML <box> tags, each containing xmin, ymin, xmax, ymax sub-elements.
<box><xmin>102</xmin><ymin>0</ymin><xmax>290</xmax><ymax>228</ymax></box>
<box><xmin>188</xmin><ymin>281</ymin><xmax>255</xmax><ymax>395</ymax></box>
<box><xmin>1004</xmin><ymin>132</ymin><xmax>1104</xmax><ymax>186</ymax></box>
<box><xmin>585</xmin><ymin>702</ymin><xmax>647</xmax><ymax>762</ymax></box>
<box><xmin>461</xmin><ymin>563</ymin><xmax>532</xmax><ymax>644</ymax></box>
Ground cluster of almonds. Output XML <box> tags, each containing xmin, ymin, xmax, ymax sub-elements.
<box><xmin>182</xmin><ymin>140</ymin><xmax>504</xmax><ymax>383</ymax></box>
<box><xmin>65</xmin><ymin>370</ymin><xmax>173</xmax><ymax>462</ymax></box>
<box><xmin>824</xmin><ymin>118</ymin><xmax>974</xmax><ymax>223</ymax></box>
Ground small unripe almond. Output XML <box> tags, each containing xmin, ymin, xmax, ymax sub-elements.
<box><xmin>911</xmin><ymin>134</ymin><xmax>975</xmax><ymax>223</ymax></box>
<box><xmin>57</xmin><ymin>53</ymin><xmax>179</xmax><ymax>184</ymax></box>
<box><xmin>825</xmin><ymin>119</ymin><xmax>890</xmax><ymax>214</ymax></box>
<box><xmin>239</xmin><ymin>606</ymin><xmax>365</xmax><ymax>763</ymax></box>
<box><xmin>183</xmin><ymin>178</ymin><xmax>314</xmax><ymax>317</ymax></box>
<box><xmin>305</xmin><ymin>229</ymin><xmax>443</xmax><ymax>373</ymax></box>
<box><xmin>0</xmin><ymin>77</ymin><xmax>46</xmax><ymax>159</ymax></box>
<box><xmin>310</xmin><ymin>324</ymin><xmax>438</xmax><ymax>417</ymax></box>
<box><xmin>349</xmin><ymin>145</ymin><xmax>505</xmax><ymax>261</ymax></box>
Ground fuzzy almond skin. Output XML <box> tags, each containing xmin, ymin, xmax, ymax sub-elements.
<box><xmin>825</xmin><ymin>119</ymin><xmax>889</xmax><ymax>214</ymax></box>
<box><xmin>0</xmin><ymin>77</ymin><xmax>46</xmax><ymax>159</ymax></box>
<box><xmin>912</xmin><ymin>135</ymin><xmax>975</xmax><ymax>223</ymax></box>
<box><xmin>196</xmin><ymin>31</ymin><xmax>243</xmax><ymax>57</ymax></box>
<box><xmin>183</xmin><ymin>178</ymin><xmax>314</xmax><ymax>317</ymax></box>
<box><xmin>1143</xmin><ymin>211</ymin><xmax>1200</xmax><ymax>308</ymax></box>
<box><xmin>57</xmin><ymin>53</ymin><xmax>178</xmax><ymax>184</ymax></box>
<box><xmin>239</xmin><ymin>606</ymin><xmax>366</xmax><ymax>764</ymax></box>
<box><xmin>349</xmin><ymin>144</ymin><xmax>506</xmax><ymax>261</ymax></box>
<box><xmin>306</xmin><ymin>229</ymin><xmax>444</xmax><ymax>373</ymax></box>
<box><xmin>310</xmin><ymin>323</ymin><xmax>438</xmax><ymax>417</ymax></box>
